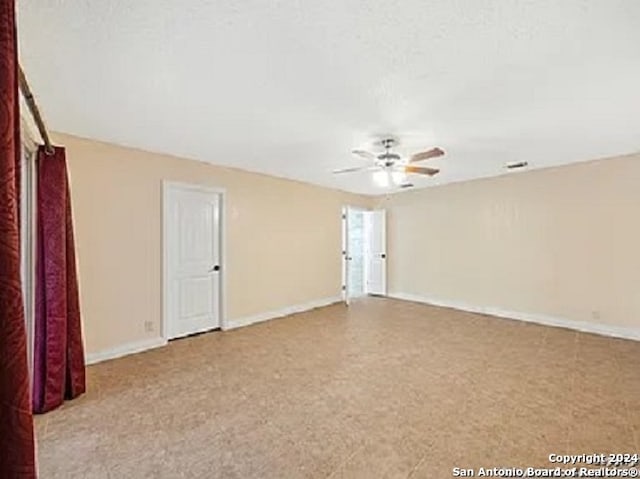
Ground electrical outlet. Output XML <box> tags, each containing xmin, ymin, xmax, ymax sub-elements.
<box><xmin>144</xmin><ymin>321</ymin><xmax>155</xmax><ymax>333</ymax></box>
<box><xmin>591</xmin><ymin>310</ymin><xmax>601</xmax><ymax>321</ymax></box>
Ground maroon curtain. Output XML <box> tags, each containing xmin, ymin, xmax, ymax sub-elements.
<box><xmin>32</xmin><ymin>146</ymin><xmax>86</xmax><ymax>413</ymax></box>
<box><xmin>0</xmin><ymin>0</ymin><xmax>37</xmax><ymax>477</ymax></box>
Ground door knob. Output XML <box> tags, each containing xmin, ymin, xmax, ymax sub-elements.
<box><xmin>209</xmin><ymin>265</ymin><xmax>221</xmax><ymax>272</ymax></box>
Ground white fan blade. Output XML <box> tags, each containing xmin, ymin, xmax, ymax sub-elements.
<box><xmin>332</xmin><ymin>166</ymin><xmax>370</xmax><ymax>174</ymax></box>
<box><xmin>351</xmin><ymin>150</ymin><xmax>377</xmax><ymax>161</ymax></box>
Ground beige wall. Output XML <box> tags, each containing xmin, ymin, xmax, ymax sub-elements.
<box><xmin>57</xmin><ymin>131</ymin><xmax>639</xmax><ymax>354</ymax></box>
<box><xmin>380</xmin><ymin>153</ymin><xmax>640</xmax><ymax>332</ymax></box>
<box><xmin>56</xmin><ymin>133</ymin><xmax>371</xmax><ymax>355</ymax></box>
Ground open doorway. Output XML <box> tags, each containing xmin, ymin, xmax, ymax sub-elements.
<box><xmin>341</xmin><ymin>206</ymin><xmax>387</xmax><ymax>304</ymax></box>
<box><xmin>346</xmin><ymin>207</ymin><xmax>366</xmax><ymax>298</ymax></box>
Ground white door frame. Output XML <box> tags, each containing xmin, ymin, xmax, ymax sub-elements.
<box><xmin>162</xmin><ymin>181</ymin><xmax>227</xmax><ymax>339</ymax></box>
<box><xmin>341</xmin><ymin>207</ymin><xmax>349</xmax><ymax>304</ymax></box>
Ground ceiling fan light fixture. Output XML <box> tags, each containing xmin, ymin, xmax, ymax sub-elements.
<box><xmin>373</xmin><ymin>170</ymin><xmax>390</xmax><ymax>187</ymax></box>
<box><xmin>391</xmin><ymin>171</ymin><xmax>406</xmax><ymax>185</ymax></box>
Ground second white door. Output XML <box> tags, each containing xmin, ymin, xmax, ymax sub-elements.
<box><xmin>365</xmin><ymin>209</ymin><xmax>387</xmax><ymax>296</ymax></box>
<box><xmin>165</xmin><ymin>184</ymin><xmax>222</xmax><ymax>339</ymax></box>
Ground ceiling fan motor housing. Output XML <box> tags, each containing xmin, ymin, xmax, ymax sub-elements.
<box><xmin>377</xmin><ymin>138</ymin><xmax>402</xmax><ymax>167</ymax></box>
<box><xmin>377</xmin><ymin>152</ymin><xmax>402</xmax><ymax>167</ymax></box>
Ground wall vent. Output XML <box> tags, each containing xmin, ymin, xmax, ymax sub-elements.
<box><xmin>506</xmin><ymin>161</ymin><xmax>529</xmax><ymax>170</ymax></box>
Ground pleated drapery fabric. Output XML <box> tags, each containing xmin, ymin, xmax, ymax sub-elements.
<box><xmin>0</xmin><ymin>0</ymin><xmax>37</xmax><ymax>476</ymax></box>
<box><xmin>33</xmin><ymin>146</ymin><xmax>86</xmax><ymax>414</ymax></box>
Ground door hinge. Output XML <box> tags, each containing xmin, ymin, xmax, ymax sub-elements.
<box><xmin>342</xmin><ymin>214</ymin><xmax>346</xmax><ymax>219</ymax></box>
<box><xmin>341</xmin><ymin>285</ymin><xmax>346</xmax><ymax>291</ymax></box>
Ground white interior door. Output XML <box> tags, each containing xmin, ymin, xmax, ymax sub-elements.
<box><xmin>165</xmin><ymin>184</ymin><xmax>221</xmax><ymax>339</ymax></box>
<box><xmin>366</xmin><ymin>209</ymin><xmax>387</xmax><ymax>296</ymax></box>
<box><xmin>341</xmin><ymin>207</ymin><xmax>350</xmax><ymax>305</ymax></box>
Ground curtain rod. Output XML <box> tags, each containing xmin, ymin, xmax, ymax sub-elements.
<box><xmin>18</xmin><ymin>65</ymin><xmax>55</xmax><ymax>155</ymax></box>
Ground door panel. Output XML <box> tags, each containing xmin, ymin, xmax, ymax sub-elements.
<box><xmin>178</xmin><ymin>276</ymin><xmax>214</xmax><ymax>319</ymax></box>
<box><xmin>178</xmin><ymin>203</ymin><xmax>213</xmax><ymax>264</ymax></box>
<box><xmin>366</xmin><ymin>209</ymin><xmax>387</xmax><ymax>296</ymax></box>
<box><xmin>166</xmin><ymin>185</ymin><xmax>221</xmax><ymax>339</ymax></box>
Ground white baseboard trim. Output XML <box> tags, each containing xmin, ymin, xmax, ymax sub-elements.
<box><xmin>389</xmin><ymin>292</ymin><xmax>640</xmax><ymax>342</ymax></box>
<box><xmin>224</xmin><ymin>296</ymin><xmax>342</xmax><ymax>331</ymax></box>
<box><xmin>86</xmin><ymin>337</ymin><xmax>168</xmax><ymax>365</ymax></box>
<box><xmin>85</xmin><ymin>297</ymin><xmax>343</xmax><ymax>364</ymax></box>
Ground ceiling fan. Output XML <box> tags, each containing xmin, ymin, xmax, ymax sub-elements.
<box><xmin>333</xmin><ymin>138</ymin><xmax>445</xmax><ymax>186</ymax></box>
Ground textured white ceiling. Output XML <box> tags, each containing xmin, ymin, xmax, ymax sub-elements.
<box><xmin>17</xmin><ymin>0</ymin><xmax>640</xmax><ymax>195</ymax></box>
